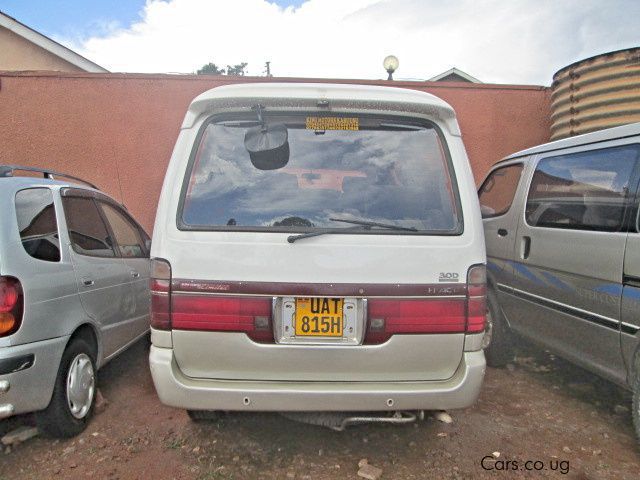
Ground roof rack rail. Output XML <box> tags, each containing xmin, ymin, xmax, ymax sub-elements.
<box><xmin>0</xmin><ymin>165</ymin><xmax>99</xmax><ymax>190</ymax></box>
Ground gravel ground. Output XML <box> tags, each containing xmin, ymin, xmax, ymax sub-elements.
<box><xmin>1</xmin><ymin>337</ymin><xmax>638</xmax><ymax>479</ymax></box>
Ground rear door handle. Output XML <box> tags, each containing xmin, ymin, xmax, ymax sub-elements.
<box><xmin>497</xmin><ymin>228</ymin><xmax>508</xmax><ymax>237</ymax></box>
<box><xmin>82</xmin><ymin>279</ymin><xmax>95</xmax><ymax>287</ymax></box>
<box><xmin>130</xmin><ymin>271</ymin><xmax>140</xmax><ymax>278</ymax></box>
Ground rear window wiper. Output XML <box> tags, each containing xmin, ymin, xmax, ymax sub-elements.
<box><xmin>287</xmin><ymin>218</ymin><xmax>417</xmax><ymax>243</ymax></box>
<box><xmin>329</xmin><ymin>217</ymin><xmax>418</xmax><ymax>232</ymax></box>
<box><xmin>287</xmin><ymin>225</ymin><xmax>361</xmax><ymax>243</ymax></box>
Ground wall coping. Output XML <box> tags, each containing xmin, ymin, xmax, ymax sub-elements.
<box><xmin>0</xmin><ymin>70</ymin><xmax>549</xmax><ymax>92</ymax></box>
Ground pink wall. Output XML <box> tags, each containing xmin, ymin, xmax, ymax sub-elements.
<box><xmin>0</xmin><ymin>72</ymin><xmax>551</xmax><ymax>232</ymax></box>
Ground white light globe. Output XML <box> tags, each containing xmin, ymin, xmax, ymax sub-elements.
<box><xmin>383</xmin><ymin>55</ymin><xmax>399</xmax><ymax>72</ymax></box>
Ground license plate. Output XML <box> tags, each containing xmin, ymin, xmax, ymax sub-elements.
<box><xmin>295</xmin><ymin>297</ymin><xmax>344</xmax><ymax>336</ymax></box>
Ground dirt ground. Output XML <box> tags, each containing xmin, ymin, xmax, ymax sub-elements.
<box><xmin>1</xmin><ymin>338</ymin><xmax>639</xmax><ymax>480</ymax></box>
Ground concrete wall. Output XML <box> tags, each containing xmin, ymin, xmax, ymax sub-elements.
<box><xmin>0</xmin><ymin>27</ymin><xmax>83</xmax><ymax>72</ymax></box>
<box><xmin>0</xmin><ymin>71</ymin><xmax>551</xmax><ymax>232</ymax></box>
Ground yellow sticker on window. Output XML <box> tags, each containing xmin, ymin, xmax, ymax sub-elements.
<box><xmin>306</xmin><ymin>117</ymin><xmax>359</xmax><ymax>131</ymax></box>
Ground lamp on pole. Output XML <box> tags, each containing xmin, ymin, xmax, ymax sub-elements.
<box><xmin>383</xmin><ymin>55</ymin><xmax>399</xmax><ymax>80</ymax></box>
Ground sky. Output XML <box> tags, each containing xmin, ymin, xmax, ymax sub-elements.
<box><xmin>1</xmin><ymin>0</ymin><xmax>638</xmax><ymax>85</ymax></box>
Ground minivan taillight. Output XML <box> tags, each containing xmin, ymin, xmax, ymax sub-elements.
<box><xmin>0</xmin><ymin>276</ymin><xmax>23</xmax><ymax>337</ymax></box>
<box><xmin>364</xmin><ymin>265</ymin><xmax>487</xmax><ymax>344</ymax></box>
<box><xmin>151</xmin><ymin>264</ymin><xmax>274</xmax><ymax>342</ymax></box>
<box><xmin>466</xmin><ymin>264</ymin><xmax>487</xmax><ymax>333</ymax></box>
<box><xmin>365</xmin><ymin>298</ymin><xmax>466</xmax><ymax>344</ymax></box>
<box><xmin>171</xmin><ymin>295</ymin><xmax>273</xmax><ymax>343</ymax></box>
<box><xmin>150</xmin><ymin>258</ymin><xmax>172</xmax><ymax>330</ymax></box>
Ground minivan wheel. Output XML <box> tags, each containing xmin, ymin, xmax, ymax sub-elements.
<box><xmin>36</xmin><ymin>338</ymin><xmax>96</xmax><ymax>438</ymax></box>
<box><xmin>187</xmin><ymin>410</ymin><xmax>219</xmax><ymax>422</ymax></box>
<box><xmin>632</xmin><ymin>353</ymin><xmax>640</xmax><ymax>444</ymax></box>
<box><xmin>483</xmin><ymin>290</ymin><xmax>514</xmax><ymax>368</ymax></box>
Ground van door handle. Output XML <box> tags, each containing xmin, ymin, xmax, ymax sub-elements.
<box><xmin>497</xmin><ymin>228</ymin><xmax>508</xmax><ymax>237</ymax></box>
<box><xmin>130</xmin><ymin>271</ymin><xmax>140</xmax><ymax>278</ymax></box>
<box><xmin>520</xmin><ymin>236</ymin><xmax>531</xmax><ymax>260</ymax></box>
<box><xmin>82</xmin><ymin>279</ymin><xmax>95</xmax><ymax>287</ymax></box>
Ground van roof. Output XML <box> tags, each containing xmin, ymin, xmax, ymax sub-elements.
<box><xmin>0</xmin><ymin>175</ymin><xmax>91</xmax><ymax>191</ymax></box>
<box><xmin>182</xmin><ymin>82</ymin><xmax>460</xmax><ymax>135</ymax></box>
<box><xmin>502</xmin><ymin>121</ymin><xmax>640</xmax><ymax>162</ymax></box>
<box><xmin>0</xmin><ymin>174</ymin><xmax>110</xmax><ymax>201</ymax></box>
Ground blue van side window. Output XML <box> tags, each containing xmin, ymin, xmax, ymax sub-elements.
<box><xmin>526</xmin><ymin>145</ymin><xmax>640</xmax><ymax>232</ymax></box>
<box><xmin>478</xmin><ymin>163</ymin><xmax>524</xmax><ymax>218</ymax></box>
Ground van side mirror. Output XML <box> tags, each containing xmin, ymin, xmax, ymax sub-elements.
<box><xmin>244</xmin><ymin>123</ymin><xmax>290</xmax><ymax>170</ymax></box>
<box><xmin>480</xmin><ymin>205</ymin><xmax>495</xmax><ymax>218</ymax></box>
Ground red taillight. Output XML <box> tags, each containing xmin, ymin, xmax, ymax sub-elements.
<box><xmin>0</xmin><ymin>276</ymin><xmax>23</xmax><ymax>337</ymax></box>
<box><xmin>466</xmin><ymin>265</ymin><xmax>487</xmax><ymax>333</ymax></box>
<box><xmin>151</xmin><ymin>262</ymin><xmax>274</xmax><ymax>342</ymax></box>
<box><xmin>150</xmin><ymin>259</ymin><xmax>172</xmax><ymax>330</ymax></box>
<box><xmin>365</xmin><ymin>298</ymin><xmax>466</xmax><ymax>344</ymax></box>
<box><xmin>171</xmin><ymin>295</ymin><xmax>273</xmax><ymax>342</ymax></box>
<box><xmin>364</xmin><ymin>265</ymin><xmax>487</xmax><ymax>343</ymax></box>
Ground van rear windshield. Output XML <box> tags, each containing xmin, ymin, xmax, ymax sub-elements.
<box><xmin>180</xmin><ymin>113</ymin><xmax>461</xmax><ymax>234</ymax></box>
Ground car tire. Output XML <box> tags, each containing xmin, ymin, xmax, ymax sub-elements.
<box><xmin>632</xmin><ymin>352</ymin><xmax>640</xmax><ymax>444</ymax></box>
<box><xmin>36</xmin><ymin>338</ymin><xmax>97</xmax><ymax>438</ymax></box>
<box><xmin>187</xmin><ymin>410</ymin><xmax>219</xmax><ymax>422</ymax></box>
<box><xmin>483</xmin><ymin>289</ymin><xmax>514</xmax><ymax>368</ymax></box>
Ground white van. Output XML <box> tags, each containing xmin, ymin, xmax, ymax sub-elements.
<box><xmin>148</xmin><ymin>83</ymin><xmax>486</xmax><ymax>421</ymax></box>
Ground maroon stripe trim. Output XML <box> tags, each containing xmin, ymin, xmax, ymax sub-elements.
<box><xmin>171</xmin><ymin>279</ymin><xmax>467</xmax><ymax>297</ymax></box>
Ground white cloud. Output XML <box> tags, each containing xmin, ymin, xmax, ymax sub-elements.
<box><xmin>68</xmin><ymin>0</ymin><xmax>640</xmax><ymax>85</ymax></box>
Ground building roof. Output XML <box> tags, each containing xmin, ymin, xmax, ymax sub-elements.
<box><xmin>428</xmin><ymin>68</ymin><xmax>482</xmax><ymax>83</ymax></box>
<box><xmin>0</xmin><ymin>11</ymin><xmax>108</xmax><ymax>73</ymax></box>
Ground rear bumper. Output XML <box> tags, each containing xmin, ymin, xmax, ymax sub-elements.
<box><xmin>0</xmin><ymin>336</ymin><xmax>67</xmax><ymax>419</ymax></box>
<box><xmin>149</xmin><ymin>345</ymin><xmax>486</xmax><ymax>411</ymax></box>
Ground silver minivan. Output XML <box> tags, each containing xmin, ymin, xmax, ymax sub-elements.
<box><xmin>478</xmin><ymin>122</ymin><xmax>640</xmax><ymax>441</ymax></box>
<box><xmin>149</xmin><ymin>82</ymin><xmax>487</xmax><ymax>422</ymax></box>
<box><xmin>0</xmin><ymin>166</ymin><xmax>150</xmax><ymax>437</ymax></box>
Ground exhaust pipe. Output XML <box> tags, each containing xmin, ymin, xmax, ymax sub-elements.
<box><xmin>281</xmin><ymin>410</ymin><xmax>424</xmax><ymax>431</ymax></box>
<box><xmin>330</xmin><ymin>411</ymin><xmax>420</xmax><ymax>431</ymax></box>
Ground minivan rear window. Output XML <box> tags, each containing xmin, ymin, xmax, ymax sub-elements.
<box><xmin>180</xmin><ymin>113</ymin><xmax>461</xmax><ymax>234</ymax></box>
